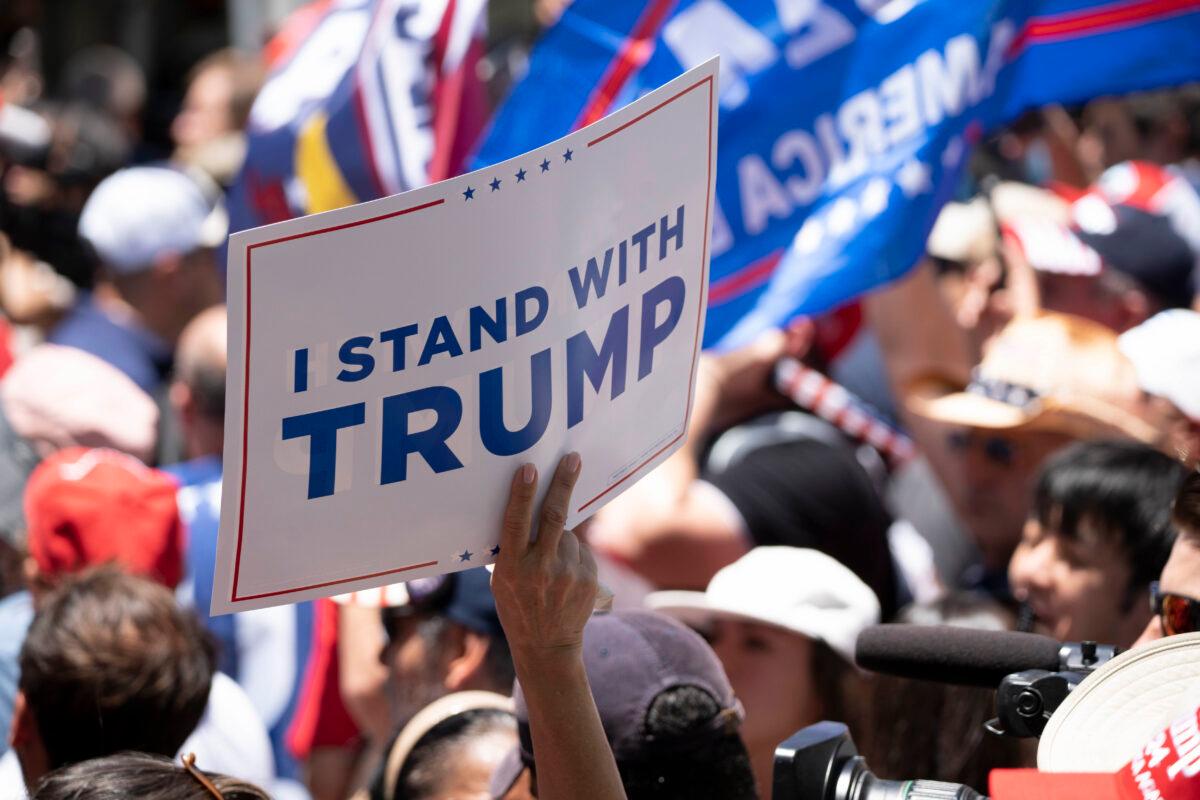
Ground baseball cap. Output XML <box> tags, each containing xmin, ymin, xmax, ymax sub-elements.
<box><xmin>24</xmin><ymin>446</ymin><xmax>184</xmax><ymax>588</ymax></box>
<box><xmin>78</xmin><ymin>165</ymin><xmax>227</xmax><ymax>275</ymax></box>
<box><xmin>1039</xmin><ymin>632</ymin><xmax>1200</xmax><ymax>772</ymax></box>
<box><xmin>907</xmin><ymin>312</ymin><xmax>1160</xmax><ymax>442</ymax></box>
<box><xmin>990</xmin><ymin>702</ymin><xmax>1200</xmax><ymax>799</ymax></box>
<box><xmin>1118</xmin><ymin>310</ymin><xmax>1200</xmax><ymax>422</ymax></box>
<box><xmin>1073</xmin><ymin>202</ymin><xmax>1196</xmax><ymax>310</ymax></box>
<box><xmin>645</xmin><ymin>547</ymin><xmax>881</xmax><ymax>663</ymax></box>
<box><xmin>369</xmin><ymin>568</ymin><xmax>504</xmax><ymax>639</ymax></box>
<box><xmin>1002</xmin><ymin>217</ymin><xmax>1103</xmax><ymax>278</ymax></box>
<box><xmin>489</xmin><ymin>609</ymin><xmax>743</xmax><ymax>797</ymax></box>
<box><xmin>1</xmin><ymin>344</ymin><xmax>158</xmax><ymax>463</ymax></box>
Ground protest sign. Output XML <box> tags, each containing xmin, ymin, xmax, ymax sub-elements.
<box><xmin>212</xmin><ymin>58</ymin><xmax>719</xmax><ymax>614</ymax></box>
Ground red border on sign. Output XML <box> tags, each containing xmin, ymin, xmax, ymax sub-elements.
<box><xmin>233</xmin><ymin>198</ymin><xmax>444</xmax><ymax>602</ymax></box>
<box><xmin>577</xmin><ymin>73</ymin><xmax>715</xmax><ymax>512</ymax></box>
<box><xmin>232</xmin><ymin>71</ymin><xmax>715</xmax><ymax>602</ymax></box>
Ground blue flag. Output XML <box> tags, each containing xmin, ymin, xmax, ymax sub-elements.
<box><xmin>476</xmin><ymin>0</ymin><xmax>1200</xmax><ymax>348</ymax></box>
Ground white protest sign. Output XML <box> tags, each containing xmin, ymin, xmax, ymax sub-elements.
<box><xmin>213</xmin><ymin>58</ymin><xmax>718</xmax><ymax>614</ymax></box>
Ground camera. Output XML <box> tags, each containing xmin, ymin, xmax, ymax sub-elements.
<box><xmin>772</xmin><ymin>722</ymin><xmax>985</xmax><ymax>799</ymax></box>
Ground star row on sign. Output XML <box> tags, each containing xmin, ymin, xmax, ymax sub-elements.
<box><xmin>457</xmin><ymin>545</ymin><xmax>501</xmax><ymax>562</ymax></box>
<box><xmin>463</xmin><ymin>149</ymin><xmax>574</xmax><ymax>200</ymax></box>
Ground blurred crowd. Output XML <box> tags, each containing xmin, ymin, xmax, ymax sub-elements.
<box><xmin>0</xmin><ymin>1</ymin><xmax>1198</xmax><ymax>799</ymax></box>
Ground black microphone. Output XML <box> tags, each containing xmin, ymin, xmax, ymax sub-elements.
<box><xmin>856</xmin><ymin>624</ymin><xmax>1067</xmax><ymax>687</ymax></box>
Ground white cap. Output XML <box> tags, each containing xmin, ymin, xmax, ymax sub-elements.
<box><xmin>645</xmin><ymin>547</ymin><xmax>881</xmax><ymax>663</ymax></box>
<box><xmin>1118</xmin><ymin>309</ymin><xmax>1200</xmax><ymax>422</ymax></box>
<box><xmin>78</xmin><ymin>166</ymin><xmax>227</xmax><ymax>275</ymax></box>
<box><xmin>1039</xmin><ymin>632</ymin><xmax>1200</xmax><ymax>772</ymax></box>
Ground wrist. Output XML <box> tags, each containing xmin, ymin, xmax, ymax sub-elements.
<box><xmin>511</xmin><ymin>642</ymin><xmax>585</xmax><ymax>678</ymax></box>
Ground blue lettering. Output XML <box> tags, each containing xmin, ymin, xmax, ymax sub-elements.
<box><xmin>418</xmin><ymin>316</ymin><xmax>464</xmax><ymax>366</ymax></box>
<box><xmin>281</xmin><ymin>403</ymin><xmax>366</xmax><ymax>499</ymax></box>
<box><xmin>380</xmin><ymin>386</ymin><xmax>464</xmax><ymax>484</ymax></box>
<box><xmin>659</xmin><ymin>205</ymin><xmax>685</xmax><ymax>260</ymax></box>
<box><xmin>638</xmin><ymin>276</ymin><xmax>686</xmax><ymax>380</ymax></box>
<box><xmin>479</xmin><ymin>348</ymin><xmax>552</xmax><ymax>456</ymax></box>
<box><xmin>381</xmin><ymin>324</ymin><xmax>419</xmax><ymax>371</ymax></box>
<box><xmin>566</xmin><ymin>306</ymin><xmax>629</xmax><ymax>429</ymax></box>
<box><xmin>568</xmin><ymin>248</ymin><xmax>614</xmax><ymax>309</ymax></box>
<box><xmin>337</xmin><ymin>336</ymin><xmax>375</xmax><ymax>382</ymax></box>
<box><xmin>630</xmin><ymin>223</ymin><xmax>655</xmax><ymax>273</ymax></box>
<box><xmin>470</xmin><ymin>299</ymin><xmax>508</xmax><ymax>352</ymax></box>
<box><xmin>293</xmin><ymin>348</ymin><xmax>309</xmax><ymax>393</ymax></box>
<box><xmin>515</xmin><ymin>286</ymin><xmax>549</xmax><ymax>336</ymax></box>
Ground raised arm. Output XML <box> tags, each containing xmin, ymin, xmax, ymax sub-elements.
<box><xmin>490</xmin><ymin>454</ymin><xmax>628</xmax><ymax>800</ymax></box>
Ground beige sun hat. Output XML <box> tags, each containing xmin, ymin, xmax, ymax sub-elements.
<box><xmin>1038</xmin><ymin>632</ymin><xmax>1200</xmax><ymax>772</ymax></box>
<box><xmin>907</xmin><ymin>312</ymin><xmax>1161</xmax><ymax>443</ymax></box>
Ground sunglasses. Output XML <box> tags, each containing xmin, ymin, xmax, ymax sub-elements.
<box><xmin>1149</xmin><ymin>581</ymin><xmax>1200</xmax><ymax>637</ymax></box>
<box><xmin>945</xmin><ymin>430</ymin><xmax>1016</xmax><ymax>466</ymax></box>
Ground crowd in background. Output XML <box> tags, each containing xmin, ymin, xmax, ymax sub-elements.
<box><xmin>0</xmin><ymin>1</ymin><xmax>1198</xmax><ymax>798</ymax></box>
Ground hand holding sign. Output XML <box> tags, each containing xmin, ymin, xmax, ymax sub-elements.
<box><xmin>491</xmin><ymin>453</ymin><xmax>598</xmax><ymax>664</ymax></box>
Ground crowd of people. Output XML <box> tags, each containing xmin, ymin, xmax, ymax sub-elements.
<box><xmin>0</xmin><ymin>2</ymin><xmax>1199</xmax><ymax>799</ymax></box>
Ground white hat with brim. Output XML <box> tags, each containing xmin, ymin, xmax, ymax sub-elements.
<box><xmin>1039</xmin><ymin>632</ymin><xmax>1200</xmax><ymax>772</ymax></box>
<box><xmin>1118</xmin><ymin>310</ymin><xmax>1200</xmax><ymax>423</ymax></box>
<box><xmin>645</xmin><ymin>547</ymin><xmax>881</xmax><ymax>663</ymax></box>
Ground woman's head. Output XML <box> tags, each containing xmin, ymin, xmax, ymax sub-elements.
<box><xmin>31</xmin><ymin>752</ymin><xmax>270</xmax><ymax>800</ymax></box>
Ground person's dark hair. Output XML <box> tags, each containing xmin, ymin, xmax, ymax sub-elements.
<box><xmin>617</xmin><ymin>685</ymin><xmax>757</xmax><ymax>799</ymax></box>
<box><xmin>392</xmin><ymin>708</ymin><xmax>516</xmax><ymax>800</ymax></box>
<box><xmin>31</xmin><ymin>752</ymin><xmax>270</xmax><ymax>800</ymax></box>
<box><xmin>414</xmin><ymin>614</ymin><xmax>515</xmax><ymax>693</ymax></box>
<box><xmin>179</xmin><ymin>357</ymin><xmax>226</xmax><ymax>419</ymax></box>
<box><xmin>1033</xmin><ymin>440</ymin><xmax>1186</xmax><ymax>609</ymax></box>
<box><xmin>18</xmin><ymin>567</ymin><xmax>216</xmax><ymax>769</ymax></box>
<box><xmin>851</xmin><ymin>594</ymin><xmax>1026</xmax><ymax>793</ymax></box>
<box><xmin>1174</xmin><ymin>471</ymin><xmax>1200</xmax><ymax>542</ymax></box>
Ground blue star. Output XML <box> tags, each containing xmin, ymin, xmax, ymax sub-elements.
<box><xmin>462</xmin><ymin>186</ymin><xmax>475</xmax><ymax>200</ymax></box>
<box><xmin>563</xmin><ymin>148</ymin><xmax>573</xmax><ymax>162</ymax></box>
<box><xmin>490</xmin><ymin>545</ymin><xmax>500</xmax><ymax>557</ymax></box>
<box><xmin>540</xmin><ymin>158</ymin><xmax>551</xmax><ymax>173</ymax></box>
<box><xmin>458</xmin><ymin>549</ymin><xmax>473</xmax><ymax>562</ymax></box>
<box><xmin>489</xmin><ymin>177</ymin><xmax>501</xmax><ymax>192</ymax></box>
<box><xmin>515</xmin><ymin>168</ymin><xmax>527</xmax><ymax>183</ymax></box>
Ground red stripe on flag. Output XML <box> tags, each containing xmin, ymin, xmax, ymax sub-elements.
<box><xmin>708</xmin><ymin>250</ymin><xmax>784</xmax><ymax>306</ymax></box>
<box><xmin>573</xmin><ymin>0</ymin><xmax>679</xmax><ymax>130</ymax></box>
<box><xmin>1008</xmin><ymin>0</ymin><xmax>1200</xmax><ymax>57</ymax></box>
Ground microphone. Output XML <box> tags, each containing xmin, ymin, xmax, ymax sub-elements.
<box><xmin>855</xmin><ymin>625</ymin><xmax>1111</xmax><ymax>688</ymax></box>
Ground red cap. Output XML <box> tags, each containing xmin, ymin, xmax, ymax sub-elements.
<box><xmin>990</xmin><ymin>704</ymin><xmax>1200</xmax><ymax>800</ymax></box>
<box><xmin>24</xmin><ymin>447</ymin><xmax>184</xmax><ymax>588</ymax></box>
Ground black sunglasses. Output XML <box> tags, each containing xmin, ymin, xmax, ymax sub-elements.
<box><xmin>1149</xmin><ymin>581</ymin><xmax>1200</xmax><ymax>637</ymax></box>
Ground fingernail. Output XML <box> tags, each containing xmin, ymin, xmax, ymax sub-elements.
<box><xmin>566</xmin><ymin>452</ymin><xmax>581</xmax><ymax>474</ymax></box>
<box><xmin>521</xmin><ymin>464</ymin><xmax>536</xmax><ymax>484</ymax></box>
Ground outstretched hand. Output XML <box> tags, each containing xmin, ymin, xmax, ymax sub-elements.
<box><xmin>491</xmin><ymin>453</ymin><xmax>599</xmax><ymax>666</ymax></box>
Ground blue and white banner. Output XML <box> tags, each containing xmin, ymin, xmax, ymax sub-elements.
<box><xmin>476</xmin><ymin>0</ymin><xmax>1200</xmax><ymax>348</ymax></box>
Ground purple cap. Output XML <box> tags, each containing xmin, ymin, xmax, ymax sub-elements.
<box><xmin>489</xmin><ymin>609</ymin><xmax>743</xmax><ymax>797</ymax></box>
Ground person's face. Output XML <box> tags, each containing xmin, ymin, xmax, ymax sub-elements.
<box><xmin>172</xmin><ymin>66</ymin><xmax>236</xmax><ymax>149</ymax></box>
<box><xmin>382</xmin><ymin>613</ymin><xmax>452</xmax><ymax>725</ymax></box>
<box><xmin>1135</xmin><ymin>394</ymin><xmax>1200</xmax><ymax>468</ymax></box>
<box><xmin>1009</xmin><ymin>516</ymin><xmax>1147</xmax><ymax>647</ymax></box>
<box><xmin>700</xmin><ymin>618</ymin><xmax>817</xmax><ymax>751</ymax></box>
<box><xmin>1134</xmin><ymin>533</ymin><xmax>1200</xmax><ymax>647</ymax></box>
<box><xmin>945</xmin><ymin>428</ymin><xmax>1076</xmax><ymax>569</ymax></box>
<box><xmin>1035</xmin><ymin>273</ymin><xmax>1141</xmax><ymax>333</ymax></box>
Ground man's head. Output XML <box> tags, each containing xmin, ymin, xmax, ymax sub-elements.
<box><xmin>30</xmin><ymin>752</ymin><xmax>270</xmax><ymax>800</ymax></box>
<box><xmin>170</xmin><ymin>305</ymin><xmax>227</xmax><ymax>460</ymax></box>
<box><xmin>11</xmin><ymin>567</ymin><xmax>216</xmax><ymax>787</ymax></box>
<box><xmin>171</xmin><ymin>49</ymin><xmax>263</xmax><ymax>152</ymax></box>
<box><xmin>381</xmin><ymin>569</ymin><xmax>514</xmax><ymax>726</ymax></box>
<box><xmin>77</xmin><ymin>166</ymin><xmax>225</xmax><ymax>344</ymax></box>
<box><xmin>1135</xmin><ymin>470</ymin><xmax>1200</xmax><ymax>647</ymax></box>
<box><xmin>1008</xmin><ymin>440</ymin><xmax>1186</xmax><ymax>647</ymax></box>
<box><xmin>492</xmin><ymin>609</ymin><xmax>757</xmax><ymax>800</ymax></box>
<box><xmin>908</xmin><ymin>312</ymin><xmax>1161</xmax><ymax>568</ymax></box>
